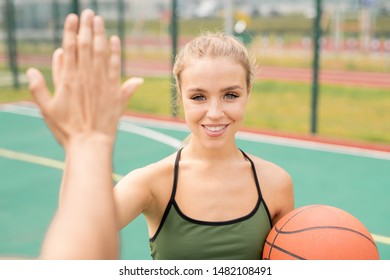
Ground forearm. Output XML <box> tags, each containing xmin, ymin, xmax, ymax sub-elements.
<box><xmin>40</xmin><ymin>134</ymin><xmax>119</xmax><ymax>259</ymax></box>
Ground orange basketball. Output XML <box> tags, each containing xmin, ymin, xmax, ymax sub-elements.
<box><xmin>262</xmin><ymin>205</ymin><xmax>380</xmax><ymax>260</ymax></box>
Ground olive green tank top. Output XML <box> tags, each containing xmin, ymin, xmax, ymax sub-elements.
<box><xmin>149</xmin><ymin>149</ymin><xmax>272</xmax><ymax>260</ymax></box>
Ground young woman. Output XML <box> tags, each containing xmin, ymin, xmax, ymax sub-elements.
<box><xmin>114</xmin><ymin>32</ymin><xmax>294</xmax><ymax>259</ymax></box>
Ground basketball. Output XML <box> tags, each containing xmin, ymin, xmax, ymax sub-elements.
<box><xmin>262</xmin><ymin>204</ymin><xmax>380</xmax><ymax>260</ymax></box>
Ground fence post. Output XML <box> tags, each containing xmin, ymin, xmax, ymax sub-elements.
<box><xmin>5</xmin><ymin>0</ymin><xmax>19</xmax><ymax>89</ymax></box>
<box><xmin>310</xmin><ymin>0</ymin><xmax>322</xmax><ymax>134</ymax></box>
<box><xmin>71</xmin><ymin>0</ymin><xmax>79</xmax><ymax>15</ymax></box>
<box><xmin>52</xmin><ymin>0</ymin><xmax>61</xmax><ymax>49</ymax></box>
<box><xmin>170</xmin><ymin>0</ymin><xmax>179</xmax><ymax>117</ymax></box>
<box><xmin>118</xmin><ymin>0</ymin><xmax>125</xmax><ymax>76</ymax></box>
<box><xmin>90</xmin><ymin>0</ymin><xmax>99</xmax><ymax>13</ymax></box>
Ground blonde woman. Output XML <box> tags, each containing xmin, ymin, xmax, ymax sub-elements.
<box><xmin>114</xmin><ymin>32</ymin><xmax>294</xmax><ymax>259</ymax></box>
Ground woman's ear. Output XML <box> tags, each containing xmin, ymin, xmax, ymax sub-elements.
<box><xmin>177</xmin><ymin>87</ymin><xmax>183</xmax><ymax>103</ymax></box>
<box><xmin>247</xmin><ymin>83</ymin><xmax>252</xmax><ymax>95</ymax></box>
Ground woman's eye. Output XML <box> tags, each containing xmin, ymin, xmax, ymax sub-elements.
<box><xmin>224</xmin><ymin>92</ymin><xmax>239</xmax><ymax>99</ymax></box>
<box><xmin>191</xmin><ymin>95</ymin><xmax>206</xmax><ymax>101</ymax></box>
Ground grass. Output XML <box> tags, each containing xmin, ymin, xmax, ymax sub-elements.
<box><xmin>1</xmin><ymin>75</ymin><xmax>389</xmax><ymax>145</ymax></box>
<box><xmin>317</xmin><ymin>84</ymin><xmax>390</xmax><ymax>143</ymax></box>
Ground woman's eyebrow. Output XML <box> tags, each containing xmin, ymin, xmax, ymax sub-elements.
<box><xmin>220</xmin><ymin>85</ymin><xmax>243</xmax><ymax>92</ymax></box>
<box><xmin>187</xmin><ymin>87</ymin><xmax>207</xmax><ymax>93</ymax></box>
<box><xmin>186</xmin><ymin>85</ymin><xmax>243</xmax><ymax>93</ymax></box>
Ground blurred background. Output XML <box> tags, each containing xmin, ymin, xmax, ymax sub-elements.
<box><xmin>1</xmin><ymin>0</ymin><xmax>389</xmax><ymax>145</ymax></box>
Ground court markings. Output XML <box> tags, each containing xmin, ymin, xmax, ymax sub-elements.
<box><xmin>2</xmin><ymin>102</ymin><xmax>390</xmax><ymax>160</ymax></box>
<box><xmin>119</xmin><ymin>122</ymin><xmax>181</xmax><ymax>149</ymax></box>
<box><xmin>0</xmin><ymin>103</ymin><xmax>182</xmax><ymax>149</ymax></box>
<box><xmin>124</xmin><ymin>115</ymin><xmax>390</xmax><ymax>161</ymax></box>
<box><xmin>373</xmin><ymin>235</ymin><xmax>390</xmax><ymax>246</ymax></box>
<box><xmin>0</xmin><ymin>148</ymin><xmax>124</xmax><ymax>182</ymax></box>
<box><xmin>0</xmin><ymin>103</ymin><xmax>389</xmax><ymax>246</ymax></box>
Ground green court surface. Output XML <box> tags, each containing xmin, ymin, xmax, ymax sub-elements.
<box><xmin>1</xmin><ymin>103</ymin><xmax>389</xmax><ymax>260</ymax></box>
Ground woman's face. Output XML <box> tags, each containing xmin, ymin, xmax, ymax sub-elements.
<box><xmin>180</xmin><ymin>57</ymin><xmax>250</xmax><ymax>149</ymax></box>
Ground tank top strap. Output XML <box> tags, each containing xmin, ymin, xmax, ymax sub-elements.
<box><xmin>239</xmin><ymin>150</ymin><xmax>260</xmax><ymax>195</ymax></box>
<box><xmin>239</xmin><ymin>149</ymin><xmax>271</xmax><ymax>224</ymax></box>
<box><xmin>171</xmin><ymin>147</ymin><xmax>183</xmax><ymax>201</ymax></box>
<box><xmin>149</xmin><ymin>148</ymin><xmax>183</xmax><ymax>242</ymax></box>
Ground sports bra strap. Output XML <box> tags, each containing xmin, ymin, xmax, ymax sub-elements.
<box><xmin>171</xmin><ymin>148</ymin><xmax>183</xmax><ymax>201</ymax></box>
<box><xmin>239</xmin><ymin>149</ymin><xmax>262</xmax><ymax>200</ymax></box>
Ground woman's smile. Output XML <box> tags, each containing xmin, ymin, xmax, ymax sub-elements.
<box><xmin>202</xmin><ymin>124</ymin><xmax>229</xmax><ymax>136</ymax></box>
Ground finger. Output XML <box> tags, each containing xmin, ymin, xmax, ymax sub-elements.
<box><xmin>52</xmin><ymin>48</ymin><xmax>63</xmax><ymax>88</ymax></box>
<box><xmin>108</xmin><ymin>36</ymin><xmax>121</xmax><ymax>84</ymax></box>
<box><xmin>93</xmin><ymin>16</ymin><xmax>108</xmax><ymax>80</ymax></box>
<box><xmin>62</xmin><ymin>14</ymin><xmax>79</xmax><ymax>80</ymax></box>
<box><xmin>120</xmin><ymin>77</ymin><xmax>144</xmax><ymax>100</ymax></box>
<box><xmin>78</xmin><ymin>10</ymin><xmax>94</xmax><ymax>82</ymax></box>
<box><xmin>26</xmin><ymin>68</ymin><xmax>52</xmax><ymax>112</ymax></box>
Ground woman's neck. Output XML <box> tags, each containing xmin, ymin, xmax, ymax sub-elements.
<box><xmin>183</xmin><ymin>139</ymin><xmax>243</xmax><ymax>163</ymax></box>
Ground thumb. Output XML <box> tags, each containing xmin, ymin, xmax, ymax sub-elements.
<box><xmin>121</xmin><ymin>77</ymin><xmax>144</xmax><ymax>100</ymax></box>
<box><xmin>26</xmin><ymin>68</ymin><xmax>51</xmax><ymax>112</ymax></box>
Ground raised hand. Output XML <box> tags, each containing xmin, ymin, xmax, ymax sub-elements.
<box><xmin>26</xmin><ymin>9</ymin><xmax>143</xmax><ymax>149</ymax></box>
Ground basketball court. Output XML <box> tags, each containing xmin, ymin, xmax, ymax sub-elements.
<box><xmin>1</xmin><ymin>102</ymin><xmax>389</xmax><ymax>259</ymax></box>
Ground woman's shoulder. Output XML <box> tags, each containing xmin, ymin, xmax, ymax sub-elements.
<box><xmin>245</xmin><ymin>152</ymin><xmax>291</xmax><ymax>180</ymax></box>
<box><xmin>244</xmin><ymin>152</ymin><xmax>294</xmax><ymax>224</ymax></box>
<box><xmin>244</xmin><ymin>151</ymin><xmax>293</xmax><ymax>199</ymax></box>
<box><xmin>114</xmin><ymin>151</ymin><xmax>179</xmax><ymax>221</ymax></box>
<box><xmin>119</xmin><ymin>151</ymin><xmax>178</xmax><ymax>187</ymax></box>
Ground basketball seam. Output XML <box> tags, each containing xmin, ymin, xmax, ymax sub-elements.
<box><xmin>264</xmin><ymin>240</ymin><xmax>306</xmax><ymax>260</ymax></box>
<box><xmin>275</xmin><ymin>225</ymin><xmax>377</xmax><ymax>247</ymax></box>
<box><xmin>266</xmin><ymin>205</ymin><xmax>321</xmax><ymax>259</ymax></box>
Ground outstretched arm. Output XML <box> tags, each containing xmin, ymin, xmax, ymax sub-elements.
<box><xmin>26</xmin><ymin>10</ymin><xmax>143</xmax><ymax>259</ymax></box>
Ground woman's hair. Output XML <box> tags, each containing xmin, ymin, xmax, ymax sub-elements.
<box><xmin>173</xmin><ymin>31</ymin><xmax>255</xmax><ymax>93</ymax></box>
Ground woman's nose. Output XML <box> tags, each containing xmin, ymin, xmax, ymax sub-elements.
<box><xmin>206</xmin><ymin>100</ymin><xmax>224</xmax><ymax>119</ymax></box>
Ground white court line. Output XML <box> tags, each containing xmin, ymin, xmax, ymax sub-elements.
<box><xmin>237</xmin><ymin>131</ymin><xmax>390</xmax><ymax>161</ymax></box>
<box><xmin>1</xmin><ymin>102</ymin><xmax>390</xmax><ymax>160</ymax></box>
<box><xmin>122</xmin><ymin>115</ymin><xmax>390</xmax><ymax>161</ymax></box>
<box><xmin>119</xmin><ymin>122</ymin><xmax>181</xmax><ymax>149</ymax></box>
<box><xmin>0</xmin><ymin>103</ymin><xmax>182</xmax><ymax>149</ymax></box>
<box><xmin>372</xmin><ymin>234</ymin><xmax>390</xmax><ymax>246</ymax></box>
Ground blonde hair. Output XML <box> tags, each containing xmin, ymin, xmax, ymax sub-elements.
<box><xmin>173</xmin><ymin>31</ymin><xmax>254</xmax><ymax>94</ymax></box>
